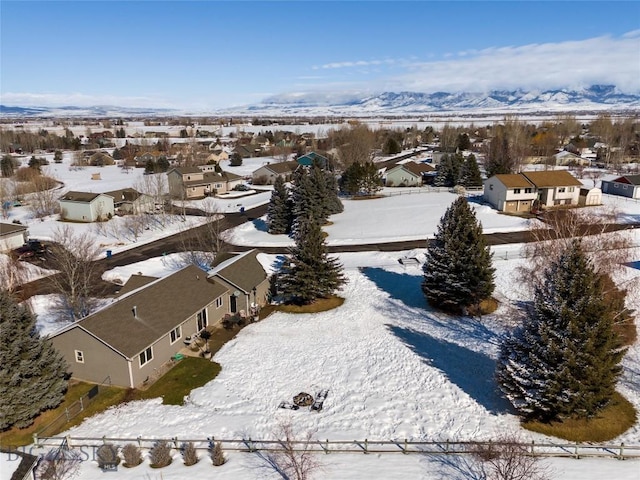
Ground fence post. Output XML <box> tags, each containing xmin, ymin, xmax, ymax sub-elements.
<box><xmin>531</xmin><ymin>440</ymin><xmax>535</xmax><ymax>455</ymax></box>
<box><xmin>65</xmin><ymin>407</ymin><xmax>70</xmax><ymax>422</ymax></box>
<box><xmin>404</xmin><ymin>438</ymin><xmax>408</xmax><ymax>454</ymax></box>
<box><xmin>574</xmin><ymin>443</ymin><xmax>579</xmax><ymax>459</ymax></box>
<box><xmin>619</xmin><ymin>443</ymin><xmax>625</xmax><ymax>460</ymax></box>
<box><xmin>445</xmin><ymin>439</ymin><xmax>449</xmax><ymax>453</ymax></box>
<box><xmin>325</xmin><ymin>439</ymin><xmax>329</xmax><ymax>454</ymax></box>
<box><xmin>33</xmin><ymin>433</ymin><xmax>39</xmax><ymax>448</ymax></box>
<box><xmin>173</xmin><ymin>437</ymin><xmax>179</xmax><ymax>449</ymax></box>
<box><xmin>79</xmin><ymin>395</ymin><xmax>84</xmax><ymax>411</ymax></box>
<box><xmin>364</xmin><ymin>438</ymin><xmax>368</xmax><ymax>454</ymax></box>
<box><xmin>137</xmin><ymin>436</ymin><xmax>142</xmax><ymax>447</ymax></box>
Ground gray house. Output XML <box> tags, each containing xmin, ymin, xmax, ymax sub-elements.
<box><xmin>252</xmin><ymin>160</ymin><xmax>299</xmax><ymax>185</ymax></box>
<box><xmin>49</xmin><ymin>251</ymin><xmax>271</xmax><ymax>388</ymax></box>
<box><xmin>601</xmin><ymin>175</ymin><xmax>640</xmax><ymax>200</ymax></box>
<box><xmin>103</xmin><ymin>188</ymin><xmax>155</xmax><ymax>215</ymax></box>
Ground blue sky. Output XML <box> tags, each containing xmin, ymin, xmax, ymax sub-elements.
<box><xmin>1</xmin><ymin>1</ymin><xmax>639</xmax><ymax>110</ymax></box>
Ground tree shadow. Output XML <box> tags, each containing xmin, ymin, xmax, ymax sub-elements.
<box><xmin>252</xmin><ymin>217</ymin><xmax>269</xmax><ymax>232</ymax></box>
<box><xmin>388</xmin><ymin>325</ymin><xmax>513</xmax><ymax>414</ymax></box>
<box><xmin>361</xmin><ymin>267</ymin><xmax>427</xmax><ymax>309</ymax></box>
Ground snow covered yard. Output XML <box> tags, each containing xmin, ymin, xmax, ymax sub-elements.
<box><xmin>47</xmin><ymin>242</ymin><xmax>640</xmax><ymax>479</ymax></box>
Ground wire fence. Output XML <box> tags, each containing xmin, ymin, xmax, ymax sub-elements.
<box><xmin>30</xmin><ymin>435</ymin><xmax>640</xmax><ymax>460</ymax></box>
<box><xmin>36</xmin><ymin>377</ymin><xmax>112</xmax><ymax>438</ymax></box>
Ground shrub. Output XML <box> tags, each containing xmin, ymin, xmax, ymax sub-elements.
<box><xmin>181</xmin><ymin>441</ymin><xmax>198</xmax><ymax>466</ymax></box>
<box><xmin>149</xmin><ymin>440</ymin><xmax>172</xmax><ymax>468</ymax></box>
<box><xmin>121</xmin><ymin>443</ymin><xmax>143</xmax><ymax>468</ymax></box>
<box><xmin>210</xmin><ymin>441</ymin><xmax>225</xmax><ymax>466</ymax></box>
<box><xmin>96</xmin><ymin>444</ymin><xmax>120</xmax><ymax>469</ymax></box>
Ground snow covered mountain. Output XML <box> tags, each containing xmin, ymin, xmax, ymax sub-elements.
<box><xmin>230</xmin><ymin>85</ymin><xmax>640</xmax><ymax>116</ymax></box>
<box><xmin>1</xmin><ymin>85</ymin><xmax>638</xmax><ymax>118</ymax></box>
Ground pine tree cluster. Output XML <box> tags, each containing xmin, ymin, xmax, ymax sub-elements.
<box><xmin>0</xmin><ymin>289</ymin><xmax>68</xmax><ymax>430</ymax></box>
<box><xmin>339</xmin><ymin>161</ymin><xmax>383</xmax><ymax>196</ymax></box>
<box><xmin>422</xmin><ymin>196</ymin><xmax>495</xmax><ymax>313</ymax></box>
<box><xmin>496</xmin><ymin>241</ymin><xmax>625</xmax><ymax>421</ymax></box>
<box><xmin>433</xmin><ymin>153</ymin><xmax>483</xmax><ymax>188</ymax></box>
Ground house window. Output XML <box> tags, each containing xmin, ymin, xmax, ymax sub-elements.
<box><xmin>139</xmin><ymin>347</ymin><xmax>153</xmax><ymax>367</ymax></box>
<box><xmin>215</xmin><ymin>297</ymin><xmax>223</xmax><ymax>308</ymax></box>
<box><xmin>489</xmin><ymin>184</ymin><xmax>493</xmax><ymax>190</ymax></box>
<box><xmin>170</xmin><ymin>326</ymin><xmax>181</xmax><ymax>344</ymax></box>
<box><xmin>614</xmin><ymin>184</ymin><xmax>619</xmax><ymax>188</ymax></box>
<box><xmin>197</xmin><ymin>309</ymin><xmax>208</xmax><ymax>331</ymax></box>
<box><xmin>525</xmin><ymin>188</ymin><xmax>532</xmax><ymax>194</ymax></box>
<box><xmin>513</xmin><ymin>188</ymin><xmax>521</xmax><ymax>194</ymax></box>
<box><xmin>75</xmin><ymin>350</ymin><xmax>84</xmax><ymax>363</ymax></box>
<box><xmin>568</xmin><ymin>187</ymin><xmax>575</xmax><ymax>192</ymax></box>
<box><xmin>558</xmin><ymin>187</ymin><xmax>566</xmax><ymax>193</ymax></box>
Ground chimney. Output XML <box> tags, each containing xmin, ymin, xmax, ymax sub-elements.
<box><xmin>132</xmin><ymin>306</ymin><xmax>137</xmax><ymax>318</ymax></box>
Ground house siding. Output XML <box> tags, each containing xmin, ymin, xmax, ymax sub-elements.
<box><xmin>602</xmin><ymin>180</ymin><xmax>640</xmax><ymax>199</ymax></box>
<box><xmin>0</xmin><ymin>229</ymin><xmax>27</xmax><ymax>253</ymax></box>
<box><xmin>50</xmin><ymin>327</ymin><xmax>131</xmax><ymax>387</ymax></box>
<box><xmin>59</xmin><ymin>195</ymin><xmax>115</xmax><ymax>222</ymax></box>
<box><xmin>385</xmin><ymin>168</ymin><xmax>421</xmax><ymax>187</ymax></box>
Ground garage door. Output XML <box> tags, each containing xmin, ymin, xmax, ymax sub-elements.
<box><xmin>505</xmin><ymin>201</ymin><xmax>517</xmax><ymax>213</ymax></box>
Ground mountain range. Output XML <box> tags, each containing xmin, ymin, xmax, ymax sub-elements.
<box><xmin>1</xmin><ymin>85</ymin><xmax>638</xmax><ymax>118</ymax></box>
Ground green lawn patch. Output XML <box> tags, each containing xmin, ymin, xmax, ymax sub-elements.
<box><xmin>134</xmin><ymin>357</ymin><xmax>221</xmax><ymax>405</ymax></box>
<box><xmin>523</xmin><ymin>392</ymin><xmax>637</xmax><ymax>442</ymax></box>
<box><xmin>278</xmin><ymin>296</ymin><xmax>345</xmax><ymax>313</ymax></box>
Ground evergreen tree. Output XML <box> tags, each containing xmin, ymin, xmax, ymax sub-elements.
<box><xmin>383</xmin><ymin>137</ymin><xmax>402</xmax><ymax>155</ymax></box>
<box><xmin>156</xmin><ymin>156</ymin><xmax>170</xmax><ymax>172</ymax></box>
<box><xmin>360</xmin><ymin>161</ymin><xmax>383</xmax><ymax>196</ymax></box>
<box><xmin>422</xmin><ymin>196</ymin><xmax>495</xmax><ymax>313</ymax></box>
<box><xmin>266</xmin><ymin>176</ymin><xmax>292</xmax><ymax>234</ymax></box>
<box><xmin>460</xmin><ymin>153</ymin><xmax>483</xmax><ymax>187</ymax></box>
<box><xmin>433</xmin><ymin>154</ymin><xmax>463</xmax><ymax>187</ymax></box>
<box><xmin>277</xmin><ymin>217</ymin><xmax>346</xmax><ymax>305</ymax></box>
<box><xmin>0</xmin><ymin>289</ymin><xmax>68</xmax><ymax>429</ymax></box>
<box><xmin>1</xmin><ymin>155</ymin><xmax>15</xmax><ymax>177</ymax></box>
<box><xmin>53</xmin><ymin>150</ymin><xmax>63</xmax><ymax>163</ymax></box>
<box><xmin>339</xmin><ymin>162</ymin><xmax>362</xmax><ymax>195</ymax></box>
<box><xmin>340</xmin><ymin>162</ymin><xmax>382</xmax><ymax>196</ymax></box>
<box><xmin>485</xmin><ymin>127</ymin><xmax>515</xmax><ymax>177</ymax></box>
<box><xmin>144</xmin><ymin>159</ymin><xmax>156</xmax><ymax>174</ymax></box>
<box><xmin>496</xmin><ymin>241</ymin><xmax>625</xmax><ymax>421</ymax></box>
<box><xmin>456</xmin><ymin>133</ymin><xmax>471</xmax><ymax>151</ymax></box>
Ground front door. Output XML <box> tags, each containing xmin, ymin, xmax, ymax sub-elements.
<box><xmin>230</xmin><ymin>295</ymin><xmax>237</xmax><ymax>313</ymax></box>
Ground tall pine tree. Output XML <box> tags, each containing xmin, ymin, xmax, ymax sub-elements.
<box><xmin>277</xmin><ymin>216</ymin><xmax>346</xmax><ymax>305</ymax></box>
<box><xmin>266</xmin><ymin>176</ymin><xmax>292</xmax><ymax>234</ymax></box>
<box><xmin>496</xmin><ymin>241</ymin><xmax>625</xmax><ymax>421</ymax></box>
<box><xmin>0</xmin><ymin>290</ymin><xmax>68</xmax><ymax>429</ymax></box>
<box><xmin>422</xmin><ymin>196</ymin><xmax>495</xmax><ymax>313</ymax></box>
<box><xmin>460</xmin><ymin>153</ymin><xmax>483</xmax><ymax>187</ymax></box>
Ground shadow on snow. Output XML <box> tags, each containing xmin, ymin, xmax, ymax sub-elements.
<box><xmin>361</xmin><ymin>267</ymin><xmax>427</xmax><ymax>310</ymax></box>
<box><xmin>388</xmin><ymin>324</ymin><xmax>513</xmax><ymax>415</ymax></box>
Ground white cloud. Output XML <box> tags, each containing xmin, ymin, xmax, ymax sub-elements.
<box><xmin>0</xmin><ymin>92</ymin><xmax>175</xmax><ymax>108</ymax></box>
<box><xmin>309</xmin><ymin>33</ymin><xmax>640</xmax><ymax>95</ymax></box>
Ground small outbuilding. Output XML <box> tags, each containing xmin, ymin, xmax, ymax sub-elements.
<box><xmin>579</xmin><ymin>187</ymin><xmax>602</xmax><ymax>206</ymax></box>
<box><xmin>0</xmin><ymin>223</ymin><xmax>28</xmax><ymax>253</ymax></box>
<box><xmin>59</xmin><ymin>191</ymin><xmax>115</xmax><ymax>222</ymax></box>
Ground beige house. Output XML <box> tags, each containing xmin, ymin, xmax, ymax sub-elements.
<box><xmin>252</xmin><ymin>160</ymin><xmax>299</xmax><ymax>185</ymax></box>
<box><xmin>103</xmin><ymin>188</ymin><xmax>155</xmax><ymax>215</ymax></box>
<box><xmin>522</xmin><ymin>170</ymin><xmax>583</xmax><ymax>208</ymax></box>
<box><xmin>167</xmin><ymin>166</ymin><xmax>244</xmax><ymax>199</ymax></box>
<box><xmin>59</xmin><ymin>191</ymin><xmax>115</xmax><ymax>222</ymax></box>
<box><xmin>49</xmin><ymin>251</ymin><xmax>270</xmax><ymax>388</ymax></box>
<box><xmin>484</xmin><ymin>170</ymin><xmax>583</xmax><ymax>212</ymax></box>
<box><xmin>0</xmin><ymin>223</ymin><xmax>28</xmax><ymax>252</ymax></box>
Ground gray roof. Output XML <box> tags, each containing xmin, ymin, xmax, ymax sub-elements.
<box><xmin>115</xmin><ymin>274</ymin><xmax>159</xmax><ymax>297</ymax></box>
<box><xmin>52</xmin><ymin>265</ymin><xmax>228</xmax><ymax>358</ymax></box>
<box><xmin>0</xmin><ymin>448</ymin><xmax>38</xmax><ymax>480</ymax></box>
<box><xmin>59</xmin><ymin>191</ymin><xmax>109</xmax><ymax>203</ymax></box>
<box><xmin>612</xmin><ymin>174</ymin><xmax>640</xmax><ymax>186</ymax></box>
<box><xmin>208</xmin><ymin>250</ymin><xmax>267</xmax><ymax>293</ymax></box>
<box><xmin>103</xmin><ymin>188</ymin><xmax>144</xmax><ymax>203</ymax></box>
<box><xmin>259</xmin><ymin>161</ymin><xmax>299</xmax><ymax>175</ymax></box>
<box><xmin>169</xmin><ymin>166</ymin><xmax>202</xmax><ymax>175</ymax></box>
<box><xmin>0</xmin><ymin>222</ymin><xmax>27</xmax><ymax>237</ymax></box>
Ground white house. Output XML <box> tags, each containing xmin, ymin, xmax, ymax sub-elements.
<box><xmin>59</xmin><ymin>191</ymin><xmax>115</xmax><ymax>222</ymax></box>
<box><xmin>103</xmin><ymin>188</ymin><xmax>155</xmax><ymax>215</ymax></box>
<box><xmin>0</xmin><ymin>223</ymin><xmax>28</xmax><ymax>252</ymax></box>
<box><xmin>483</xmin><ymin>174</ymin><xmax>537</xmax><ymax>213</ymax></box>
<box><xmin>484</xmin><ymin>170</ymin><xmax>584</xmax><ymax>212</ymax></box>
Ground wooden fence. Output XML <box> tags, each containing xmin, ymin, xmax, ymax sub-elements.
<box><xmin>31</xmin><ymin>435</ymin><xmax>640</xmax><ymax>460</ymax></box>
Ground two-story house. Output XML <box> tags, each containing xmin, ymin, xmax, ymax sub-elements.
<box><xmin>167</xmin><ymin>166</ymin><xmax>244</xmax><ymax>199</ymax></box>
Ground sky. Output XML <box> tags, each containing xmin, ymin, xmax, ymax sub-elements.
<box><xmin>1</xmin><ymin>1</ymin><xmax>639</xmax><ymax>110</ymax></box>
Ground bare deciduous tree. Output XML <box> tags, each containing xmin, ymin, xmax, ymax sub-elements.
<box><xmin>48</xmin><ymin>226</ymin><xmax>104</xmax><ymax>321</ymax></box>
<box><xmin>37</xmin><ymin>446</ymin><xmax>82</xmax><ymax>480</ymax></box>
<box><xmin>0</xmin><ymin>254</ymin><xmax>30</xmax><ymax>293</ymax></box>
<box><xmin>261</xmin><ymin>420</ymin><xmax>323</xmax><ymax>480</ymax></box>
<box><xmin>470</xmin><ymin>434</ymin><xmax>552</xmax><ymax>480</ymax></box>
